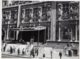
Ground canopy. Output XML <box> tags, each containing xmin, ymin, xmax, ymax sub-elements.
<box><xmin>11</xmin><ymin>26</ymin><xmax>46</xmax><ymax>31</ymax></box>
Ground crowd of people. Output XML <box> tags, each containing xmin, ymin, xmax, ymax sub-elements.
<box><xmin>2</xmin><ymin>42</ymin><xmax>35</xmax><ymax>56</ymax></box>
<box><xmin>3</xmin><ymin>41</ymin><xmax>78</xmax><ymax>59</ymax></box>
<box><xmin>2</xmin><ymin>43</ymin><xmax>52</xmax><ymax>58</ymax></box>
<box><xmin>2</xmin><ymin>42</ymin><xmax>64</xmax><ymax>58</ymax></box>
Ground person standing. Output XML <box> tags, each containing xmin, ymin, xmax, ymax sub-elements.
<box><xmin>17</xmin><ymin>48</ymin><xmax>20</xmax><ymax>55</ymax></box>
<box><xmin>59</xmin><ymin>52</ymin><xmax>62</xmax><ymax>59</ymax></box>
<box><xmin>30</xmin><ymin>48</ymin><xmax>35</xmax><ymax>58</ymax></box>
<box><xmin>22</xmin><ymin>48</ymin><xmax>25</xmax><ymax>55</ymax></box>
<box><xmin>35</xmin><ymin>48</ymin><xmax>38</xmax><ymax>56</ymax></box>
<box><xmin>3</xmin><ymin>43</ymin><xmax>7</xmax><ymax>52</ymax></box>
<box><xmin>43</xmin><ymin>53</ymin><xmax>45</xmax><ymax>58</ymax></box>
<box><xmin>36</xmin><ymin>48</ymin><xmax>38</xmax><ymax>56</ymax></box>
<box><xmin>51</xmin><ymin>50</ymin><xmax>52</xmax><ymax>59</ymax></box>
<box><xmin>30</xmin><ymin>38</ymin><xmax>34</xmax><ymax>44</ymax></box>
<box><xmin>10</xmin><ymin>47</ymin><xmax>12</xmax><ymax>54</ymax></box>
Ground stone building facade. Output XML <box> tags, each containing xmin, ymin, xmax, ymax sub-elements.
<box><xmin>2</xmin><ymin>1</ymin><xmax>79</xmax><ymax>45</ymax></box>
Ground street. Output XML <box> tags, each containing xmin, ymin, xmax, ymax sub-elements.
<box><xmin>2</xmin><ymin>54</ymin><xmax>79</xmax><ymax>59</ymax></box>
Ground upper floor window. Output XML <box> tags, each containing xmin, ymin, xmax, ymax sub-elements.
<box><xmin>56</xmin><ymin>2</ymin><xmax>79</xmax><ymax>21</ymax></box>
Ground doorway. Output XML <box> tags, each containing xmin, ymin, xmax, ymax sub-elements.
<box><xmin>18</xmin><ymin>30</ymin><xmax>45</xmax><ymax>43</ymax></box>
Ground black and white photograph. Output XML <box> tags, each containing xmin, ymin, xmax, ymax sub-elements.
<box><xmin>1</xmin><ymin>0</ymin><xmax>79</xmax><ymax>59</ymax></box>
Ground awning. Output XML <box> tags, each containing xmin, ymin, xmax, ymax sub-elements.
<box><xmin>11</xmin><ymin>26</ymin><xmax>46</xmax><ymax>31</ymax></box>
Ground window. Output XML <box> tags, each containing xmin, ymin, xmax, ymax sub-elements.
<box><xmin>57</xmin><ymin>2</ymin><xmax>79</xmax><ymax>20</ymax></box>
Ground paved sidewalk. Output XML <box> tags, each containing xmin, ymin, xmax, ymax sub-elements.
<box><xmin>2</xmin><ymin>52</ymin><xmax>31</xmax><ymax>58</ymax></box>
<box><xmin>2</xmin><ymin>46</ymin><xmax>79</xmax><ymax>59</ymax></box>
<box><xmin>2</xmin><ymin>49</ymin><xmax>79</xmax><ymax>59</ymax></box>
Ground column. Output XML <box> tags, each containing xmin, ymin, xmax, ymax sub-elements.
<box><xmin>50</xmin><ymin>2</ymin><xmax>56</xmax><ymax>41</ymax></box>
<box><xmin>37</xmin><ymin>30</ymin><xmax>39</xmax><ymax>46</ymax></box>
<box><xmin>44</xmin><ymin>29</ymin><xmax>46</xmax><ymax>43</ymax></box>
<box><xmin>30</xmin><ymin>8</ymin><xmax>33</xmax><ymax>23</ymax></box>
<box><xmin>48</xmin><ymin>27</ymin><xmax>50</xmax><ymax>40</ymax></box>
<box><xmin>16</xmin><ymin>5</ymin><xmax>21</xmax><ymax>40</ymax></box>
<box><xmin>9</xmin><ymin>11</ymin><xmax>11</xmax><ymax>22</ymax></box>
<box><xmin>39</xmin><ymin>7</ymin><xmax>42</xmax><ymax>17</ymax></box>
<box><xmin>22</xmin><ymin>9</ymin><xmax>25</xmax><ymax>23</ymax></box>
<box><xmin>58</xmin><ymin>26</ymin><xmax>61</xmax><ymax>41</ymax></box>
<box><xmin>23</xmin><ymin>9</ymin><xmax>25</xmax><ymax>18</ymax></box>
<box><xmin>6</xmin><ymin>21</ymin><xmax>10</xmax><ymax>40</ymax></box>
<box><xmin>4</xmin><ymin>30</ymin><xmax>6</xmax><ymax>41</ymax></box>
<box><xmin>6</xmin><ymin>11</ymin><xmax>11</xmax><ymax>40</ymax></box>
<box><xmin>79</xmin><ymin>2</ymin><xmax>80</xmax><ymax>56</ymax></box>
<box><xmin>70</xmin><ymin>29</ymin><xmax>73</xmax><ymax>42</ymax></box>
<box><xmin>38</xmin><ymin>7</ymin><xmax>42</xmax><ymax>22</ymax></box>
<box><xmin>75</xmin><ymin>24</ymin><xmax>78</xmax><ymax>42</ymax></box>
<box><xmin>31</xmin><ymin>8</ymin><xmax>33</xmax><ymax>19</ymax></box>
<box><xmin>6</xmin><ymin>28</ymin><xmax>9</xmax><ymax>40</ymax></box>
<box><xmin>14</xmin><ymin>31</ymin><xmax>16</xmax><ymax>40</ymax></box>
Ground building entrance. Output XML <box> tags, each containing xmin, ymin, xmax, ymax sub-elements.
<box><xmin>18</xmin><ymin>30</ymin><xmax>45</xmax><ymax>43</ymax></box>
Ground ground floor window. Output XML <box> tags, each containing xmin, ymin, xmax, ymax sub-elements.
<box><xmin>9</xmin><ymin>30</ymin><xmax>16</xmax><ymax>40</ymax></box>
<box><xmin>56</xmin><ymin>21</ymin><xmax>79</xmax><ymax>42</ymax></box>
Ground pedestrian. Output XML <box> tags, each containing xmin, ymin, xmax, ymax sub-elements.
<box><xmin>36</xmin><ymin>49</ymin><xmax>38</xmax><ymax>56</ymax></box>
<box><xmin>59</xmin><ymin>52</ymin><xmax>62</xmax><ymax>59</ymax></box>
<box><xmin>17</xmin><ymin>48</ymin><xmax>20</xmax><ymax>55</ymax></box>
<box><xmin>32</xmin><ymin>49</ymin><xmax>35</xmax><ymax>58</ymax></box>
<box><xmin>22</xmin><ymin>48</ymin><xmax>25</xmax><ymax>55</ymax></box>
<box><xmin>35</xmin><ymin>48</ymin><xmax>38</xmax><ymax>56</ymax></box>
<box><xmin>30</xmin><ymin>38</ymin><xmax>34</xmax><ymax>44</ymax></box>
<box><xmin>10</xmin><ymin>46</ymin><xmax>13</xmax><ymax>54</ymax></box>
<box><xmin>3</xmin><ymin>43</ymin><xmax>7</xmax><ymax>52</ymax></box>
<box><xmin>43</xmin><ymin>53</ymin><xmax>45</xmax><ymax>58</ymax></box>
<box><xmin>51</xmin><ymin>50</ymin><xmax>52</xmax><ymax>59</ymax></box>
<box><xmin>13</xmin><ymin>46</ymin><xmax>15</xmax><ymax>53</ymax></box>
<box><xmin>30</xmin><ymin>48</ymin><xmax>35</xmax><ymax>58</ymax></box>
